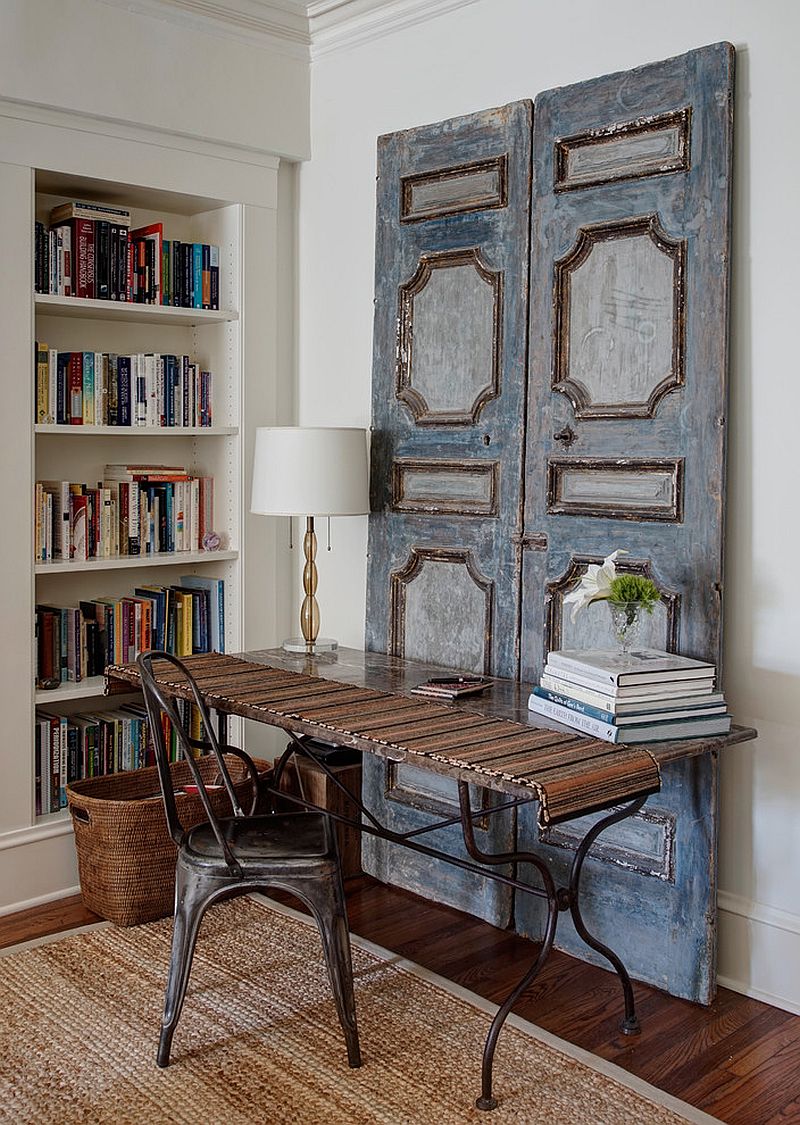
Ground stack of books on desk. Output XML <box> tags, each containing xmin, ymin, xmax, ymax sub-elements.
<box><xmin>527</xmin><ymin>648</ymin><xmax>731</xmax><ymax>743</ymax></box>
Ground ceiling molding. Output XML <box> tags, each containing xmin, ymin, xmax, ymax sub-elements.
<box><xmin>307</xmin><ymin>0</ymin><xmax>479</xmax><ymax>57</ymax></box>
<box><xmin>95</xmin><ymin>0</ymin><xmax>312</xmax><ymax>59</ymax></box>
<box><xmin>94</xmin><ymin>0</ymin><xmax>480</xmax><ymax>60</ymax></box>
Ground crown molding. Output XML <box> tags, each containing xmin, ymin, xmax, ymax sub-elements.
<box><xmin>94</xmin><ymin>0</ymin><xmax>311</xmax><ymax>59</ymax></box>
<box><xmin>307</xmin><ymin>0</ymin><xmax>478</xmax><ymax>57</ymax></box>
<box><xmin>0</xmin><ymin>94</ymin><xmax>282</xmax><ymax>168</ymax></box>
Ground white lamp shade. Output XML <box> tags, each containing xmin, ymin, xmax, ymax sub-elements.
<box><xmin>250</xmin><ymin>427</ymin><xmax>370</xmax><ymax>517</ymax></box>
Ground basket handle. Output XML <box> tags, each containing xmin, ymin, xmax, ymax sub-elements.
<box><xmin>71</xmin><ymin>807</ymin><xmax>91</xmax><ymax>824</ymax></box>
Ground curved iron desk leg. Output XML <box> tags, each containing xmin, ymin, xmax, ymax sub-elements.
<box><xmin>567</xmin><ymin>793</ymin><xmax>649</xmax><ymax>1035</ymax></box>
<box><xmin>458</xmin><ymin>783</ymin><xmax>559</xmax><ymax>1112</ymax></box>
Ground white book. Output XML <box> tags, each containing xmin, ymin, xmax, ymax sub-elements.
<box><xmin>541</xmin><ymin>665</ymin><xmax>715</xmax><ymax>699</ymax></box>
<box><xmin>546</xmin><ymin>648</ymin><xmax>716</xmax><ymax>687</ymax></box>
<box><xmin>539</xmin><ymin>671</ymin><xmax>717</xmax><ymax>708</ymax></box>
<box><xmin>537</xmin><ymin>670</ymin><xmax>724</xmax><ymax>715</ymax></box>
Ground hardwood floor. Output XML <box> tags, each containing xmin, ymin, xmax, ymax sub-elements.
<box><xmin>2</xmin><ymin>877</ymin><xmax>798</xmax><ymax>1124</ymax></box>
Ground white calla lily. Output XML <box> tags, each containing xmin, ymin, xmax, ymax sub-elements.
<box><xmin>562</xmin><ymin>550</ymin><xmax>628</xmax><ymax>622</ymax></box>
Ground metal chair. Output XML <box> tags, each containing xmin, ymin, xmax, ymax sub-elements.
<box><xmin>137</xmin><ymin>650</ymin><xmax>361</xmax><ymax>1070</ymax></box>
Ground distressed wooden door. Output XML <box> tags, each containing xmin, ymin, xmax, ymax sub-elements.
<box><xmin>516</xmin><ymin>43</ymin><xmax>734</xmax><ymax>1001</ymax></box>
<box><xmin>363</xmin><ymin>103</ymin><xmax>532</xmax><ymax>922</ymax></box>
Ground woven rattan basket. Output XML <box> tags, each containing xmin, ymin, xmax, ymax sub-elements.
<box><xmin>67</xmin><ymin>756</ymin><xmax>269</xmax><ymax>926</ymax></box>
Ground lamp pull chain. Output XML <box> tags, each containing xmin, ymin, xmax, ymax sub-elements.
<box><xmin>327</xmin><ymin>516</ymin><xmax>332</xmax><ymax>551</ymax></box>
<box><xmin>288</xmin><ymin>517</ymin><xmax>293</xmax><ymax>550</ymax></box>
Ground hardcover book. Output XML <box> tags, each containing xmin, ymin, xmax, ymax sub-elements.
<box><xmin>410</xmin><ymin>676</ymin><xmax>490</xmax><ymax>700</ymax></box>
<box><xmin>546</xmin><ymin>648</ymin><xmax>716</xmax><ymax>686</ymax></box>
<box><xmin>527</xmin><ymin>692</ymin><xmax>732</xmax><ymax>743</ymax></box>
<box><xmin>540</xmin><ymin>668</ymin><xmax>716</xmax><ymax>700</ymax></box>
<box><xmin>529</xmin><ymin>685</ymin><xmax>728</xmax><ymax>725</ymax></box>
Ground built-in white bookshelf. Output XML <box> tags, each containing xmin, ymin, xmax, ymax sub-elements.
<box><xmin>0</xmin><ymin>109</ymin><xmax>280</xmax><ymax>914</ymax></box>
<box><xmin>31</xmin><ymin>170</ymin><xmax>245</xmax><ymax>824</ymax></box>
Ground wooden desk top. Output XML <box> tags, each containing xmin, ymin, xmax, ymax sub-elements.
<box><xmin>106</xmin><ymin>648</ymin><xmax>756</xmax><ymax>827</ymax></box>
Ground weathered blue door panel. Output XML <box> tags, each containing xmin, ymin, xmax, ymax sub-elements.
<box><xmin>515</xmin><ymin>755</ymin><xmax>718</xmax><ymax>1002</ymax></box>
<box><xmin>364</xmin><ymin>45</ymin><xmax>734</xmax><ymax>1000</ymax></box>
<box><xmin>364</xmin><ymin>102</ymin><xmax>532</xmax><ymax>919</ymax></box>
<box><xmin>517</xmin><ymin>43</ymin><xmax>734</xmax><ymax>1002</ymax></box>
<box><xmin>361</xmin><ymin>755</ymin><xmax>515</xmax><ymax>927</ymax></box>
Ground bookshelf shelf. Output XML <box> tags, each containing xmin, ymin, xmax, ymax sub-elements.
<box><xmin>35</xmin><ymin>677</ymin><xmax>109</xmax><ymax>704</ymax></box>
<box><xmin>35</xmin><ymin>425</ymin><xmax>238</xmax><ymax>437</ymax></box>
<box><xmin>35</xmin><ymin>549</ymin><xmax>238</xmax><ymax>575</ymax></box>
<box><xmin>35</xmin><ymin>293</ymin><xmax>238</xmax><ymax>326</ymax></box>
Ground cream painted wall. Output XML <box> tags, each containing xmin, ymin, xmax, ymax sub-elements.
<box><xmin>296</xmin><ymin>0</ymin><xmax>800</xmax><ymax>1010</ymax></box>
<box><xmin>0</xmin><ymin>0</ymin><xmax>310</xmax><ymax>159</ymax></box>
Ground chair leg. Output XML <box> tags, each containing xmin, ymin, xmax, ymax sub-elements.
<box><xmin>157</xmin><ymin>863</ymin><xmax>209</xmax><ymax>1068</ymax></box>
<box><xmin>306</xmin><ymin>870</ymin><xmax>362</xmax><ymax>1068</ymax></box>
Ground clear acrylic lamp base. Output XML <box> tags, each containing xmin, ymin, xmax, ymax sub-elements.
<box><xmin>282</xmin><ymin>637</ymin><xmax>339</xmax><ymax>654</ymax></box>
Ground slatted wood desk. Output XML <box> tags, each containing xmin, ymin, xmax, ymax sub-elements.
<box><xmin>106</xmin><ymin>647</ymin><xmax>756</xmax><ymax>1111</ymax></box>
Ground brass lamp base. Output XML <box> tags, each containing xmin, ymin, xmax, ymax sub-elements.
<box><xmin>285</xmin><ymin>515</ymin><xmax>339</xmax><ymax>655</ymax></box>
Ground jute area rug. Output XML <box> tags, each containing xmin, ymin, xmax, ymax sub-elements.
<box><xmin>0</xmin><ymin>895</ymin><xmax>719</xmax><ymax>1125</ymax></box>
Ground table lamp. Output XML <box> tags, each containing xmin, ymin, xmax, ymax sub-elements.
<box><xmin>250</xmin><ymin>426</ymin><xmax>370</xmax><ymax>653</ymax></box>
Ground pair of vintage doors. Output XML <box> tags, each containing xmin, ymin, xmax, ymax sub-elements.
<box><xmin>364</xmin><ymin>43</ymin><xmax>734</xmax><ymax>1002</ymax></box>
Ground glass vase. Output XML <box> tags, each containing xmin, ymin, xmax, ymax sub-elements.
<box><xmin>607</xmin><ymin>601</ymin><xmax>645</xmax><ymax>657</ymax></box>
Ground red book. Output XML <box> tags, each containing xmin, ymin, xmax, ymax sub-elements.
<box><xmin>130</xmin><ymin>223</ymin><xmax>163</xmax><ymax>304</ymax></box>
<box><xmin>68</xmin><ymin>353</ymin><xmax>83</xmax><ymax>424</ymax></box>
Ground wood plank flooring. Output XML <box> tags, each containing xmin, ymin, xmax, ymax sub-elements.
<box><xmin>2</xmin><ymin>877</ymin><xmax>797</xmax><ymax>1124</ymax></box>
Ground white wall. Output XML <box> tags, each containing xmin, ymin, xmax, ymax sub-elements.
<box><xmin>297</xmin><ymin>0</ymin><xmax>800</xmax><ymax>1011</ymax></box>
<box><xmin>0</xmin><ymin>0</ymin><xmax>310</xmax><ymax>160</ymax></box>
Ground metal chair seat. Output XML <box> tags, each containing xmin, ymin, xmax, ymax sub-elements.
<box><xmin>137</xmin><ymin>651</ymin><xmax>361</xmax><ymax>1073</ymax></box>
<box><xmin>184</xmin><ymin>811</ymin><xmax>336</xmax><ymax>868</ymax></box>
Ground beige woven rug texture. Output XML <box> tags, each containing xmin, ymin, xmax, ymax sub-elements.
<box><xmin>0</xmin><ymin>897</ymin><xmax>709</xmax><ymax>1125</ymax></box>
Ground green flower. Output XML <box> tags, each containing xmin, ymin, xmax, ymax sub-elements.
<box><xmin>607</xmin><ymin>574</ymin><xmax>661</xmax><ymax>614</ymax></box>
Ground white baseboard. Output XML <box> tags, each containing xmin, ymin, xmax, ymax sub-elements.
<box><xmin>718</xmin><ymin>891</ymin><xmax>800</xmax><ymax>1015</ymax></box>
<box><xmin>0</xmin><ymin>884</ymin><xmax>82</xmax><ymax>918</ymax></box>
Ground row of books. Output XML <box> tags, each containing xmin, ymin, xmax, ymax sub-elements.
<box><xmin>35</xmin><ymin>699</ymin><xmax>207</xmax><ymax>814</ymax></box>
<box><xmin>527</xmin><ymin>648</ymin><xmax>731</xmax><ymax>743</ymax></box>
<box><xmin>34</xmin><ymin>344</ymin><xmax>214</xmax><ymax>428</ymax></box>
<box><xmin>34</xmin><ymin>199</ymin><xmax>220</xmax><ymax>308</ymax></box>
<box><xmin>34</xmin><ymin>466</ymin><xmax>214</xmax><ymax>563</ymax></box>
<box><xmin>35</xmin><ymin>575</ymin><xmax>226</xmax><ymax>687</ymax></box>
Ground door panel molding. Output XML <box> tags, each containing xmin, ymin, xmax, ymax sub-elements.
<box><xmin>397</xmin><ymin>247</ymin><xmax>503</xmax><ymax>426</ymax></box>
<box><xmin>554</xmin><ymin>107</ymin><xmax>692</xmax><ymax>192</ymax></box>
<box><xmin>552</xmin><ymin>214</ymin><xmax>686</xmax><ymax>419</ymax></box>
<box><xmin>390</xmin><ymin>546</ymin><xmax>494</xmax><ymax>673</ymax></box>
<box><xmin>544</xmin><ymin>554</ymin><xmax>681</xmax><ymax>660</ymax></box>
<box><xmin>392</xmin><ymin>457</ymin><xmax>500</xmax><ymax>516</ymax></box>
<box><xmin>547</xmin><ymin>457</ymin><xmax>684</xmax><ymax>522</ymax></box>
<box><xmin>401</xmin><ymin>153</ymin><xmax>508</xmax><ymax>222</ymax></box>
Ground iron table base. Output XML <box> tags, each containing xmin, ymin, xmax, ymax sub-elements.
<box><xmin>268</xmin><ymin>731</ymin><xmax>652</xmax><ymax>1112</ymax></box>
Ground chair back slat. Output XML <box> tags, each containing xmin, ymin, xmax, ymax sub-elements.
<box><xmin>138</xmin><ymin>651</ymin><xmax>244</xmax><ymax>872</ymax></box>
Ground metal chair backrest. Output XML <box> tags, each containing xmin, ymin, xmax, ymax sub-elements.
<box><xmin>137</xmin><ymin>651</ymin><xmax>248</xmax><ymax>872</ymax></box>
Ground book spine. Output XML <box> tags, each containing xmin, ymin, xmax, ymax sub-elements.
<box><xmin>109</xmin><ymin>224</ymin><xmax>120</xmax><ymax>300</ymax></box>
<box><xmin>209</xmin><ymin>244</ymin><xmax>219</xmax><ymax>310</ymax></box>
<box><xmin>68</xmin><ymin>353</ymin><xmax>83</xmax><ymax>424</ymax></box>
<box><xmin>82</xmin><ymin>352</ymin><xmax>94</xmax><ymax>425</ymax></box>
<box><xmin>118</xmin><ymin>355</ymin><xmax>131</xmax><ymax>426</ymax></box>
<box><xmin>74</xmin><ymin>219</ymin><xmax>95</xmax><ymax>299</ymax></box>
<box><xmin>527</xmin><ymin>694</ymin><xmax>618</xmax><ymax>742</ymax></box>
<box><xmin>162</xmin><ymin>240</ymin><xmax>170</xmax><ymax>306</ymax></box>
<box><xmin>192</xmin><ymin>243</ymin><xmax>202</xmax><ymax>308</ymax></box>
<box><xmin>95</xmin><ymin>221</ymin><xmax>111</xmax><ymax>300</ymax></box>
<box><xmin>201</xmin><ymin>243</ymin><xmax>210</xmax><ymax>309</ymax></box>
<box><xmin>56</xmin><ymin>352</ymin><xmax>69</xmax><ymax>424</ymax></box>
<box><xmin>530</xmin><ymin>685</ymin><xmax>615</xmax><ymax>722</ymax></box>
<box><xmin>35</xmin><ymin>340</ymin><xmax>49</xmax><ymax>424</ymax></box>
